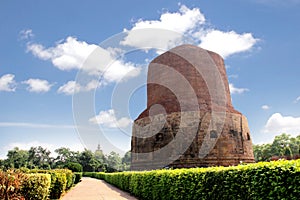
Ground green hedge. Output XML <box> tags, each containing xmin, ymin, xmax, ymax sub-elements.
<box><xmin>74</xmin><ymin>172</ymin><xmax>83</xmax><ymax>184</ymax></box>
<box><xmin>84</xmin><ymin>159</ymin><xmax>300</xmax><ymax>200</ymax></box>
<box><xmin>30</xmin><ymin>169</ymin><xmax>75</xmax><ymax>199</ymax></box>
<box><xmin>21</xmin><ymin>173</ymin><xmax>51</xmax><ymax>200</ymax></box>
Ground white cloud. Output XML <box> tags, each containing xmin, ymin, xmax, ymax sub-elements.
<box><xmin>57</xmin><ymin>81</ymin><xmax>81</xmax><ymax>95</ymax></box>
<box><xmin>121</xmin><ymin>5</ymin><xmax>205</xmax><ymax>50</ymax></box>
<box><xmin>89</xmin><ymin>109</ymin><xmax>132</xmax><ymax>128</ymax></box>
<box><xmin>261</xmin><ymin>105</ymin><xmax>270</xmax><ymax>110</ymax></box>
<box><xmin>121</xmin><ymin>5</ymin><xmax>259</xmax><ymax>58</ymax></box>
<box><xmin>104</xmin><ymin>61</ymin><xmax>141</xmax><ymax>83</ymax></box>
<box><xmin>129</xmin><ymin>5</ymin><xmax>205</xmax><ymax>33</ymax></box>
<box><xmin>229</xmin><ymin>83</ymin><xmax>249</xmax><ymax>94</ymax></box>
<box><xmin>57</xmin><ymin>79</ymin><xmax>106</xmax><ymax>95</ymax></box>
<box><xmin>27</xmin><ymin>37</ymin><xmax>98</xmax><ymax>71</ymax></box>
<box><xmin>0</xmin><ymin>74</ymin><xmax>16</xmax><ymax>92</ymax></box>
<box><xmin>27</xmin><ymin>37</ymin><xmax>141</xmax><ymax>84</ymax></box>
<box><xmin>19</xmin><ymin>29</ymin><xmax>34</xmax><ymax>40</ymax></box>
<box><xmin>22</xmin><ymin>78</ymin><xmax>53</xmax><ymax>93</ymax></box>
<box><xmin>0</xmin><ymin>122</ymin><xmax>75</xmax><ymax>129</ymax></box>
<box><xmin>199</xmin><ymin>30</ymin><xmax>259</xmax><ymax>59</ymax></box>
<box><xmin>263</xmin><ymin>113</ymin><xmax>300</xmax><ymax>136</ymax></box>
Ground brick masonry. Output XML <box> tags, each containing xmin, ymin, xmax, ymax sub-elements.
<box><xmin>131</xmin><ymin>44</ymin><xmax>254</xmax><ymax>170</ymax></box>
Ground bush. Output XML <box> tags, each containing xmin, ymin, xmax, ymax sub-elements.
<box><xmin>0</xmin><ymin>169</ymin><xmax>26</xmax><ymax>200</ymax></box>
<box><xmin>21</xmin><ymin>173</ymin><xmax>51</xmax><ymax>200</ymax></box>
<box><xmin>48</xmin><ymin>171</ymin><xmax>67</xmax><ymax>199</ymax></box>
<box><xmin>29</xmin><ymin>168</ymin><xmax>75</xmax><ymax>199</ymax></box>
<box><xmin>87</xmin><ymin>159</ymin><xmax>300</xmax><ymax>200</ymax></box>
<box><xmin>65</xmin><ymin>162</ymin><xmax>83</xmax><ymax>172</ymax></box>
<box><xmin>54</xmin><ymin>169</ymin><xmax>74</xmax><ymax>190</ymax></box>
<box><xmin>74</xmin><ymin>172</ymin><xmax>82</xmax><ymax>184</ymax></box>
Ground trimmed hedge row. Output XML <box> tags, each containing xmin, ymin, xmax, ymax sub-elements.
<box><xmin>74</xmin><ymin>172</ymin><xmax>83</xmax><ymax>184</ymax></box>
<box><xmin>0</xmin><ymin>170</ymin><xmax>52</xmax><ymax>200</ymax></box>
<box><xmin>84</xmin><ymin>159</ymin><xmax>300</xmax><ymax>200</ymax></box>
<box><xmin>21</xmin><ymin>173</ymin><xmax>51</xmax><ymax>200</ymax></box>
<box><xmin>0</xmin><ymin>168</ymin><xmax>80</xmax><ymax>199</ymax></box>
<box><xmin>30</xmin><ymin>169</ymin><xmax>75</xmax><ymax>199</ymax></box>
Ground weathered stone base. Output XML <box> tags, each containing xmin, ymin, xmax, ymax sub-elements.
<box><xmin>131</xmin><ymin>111</ymin><xmax>255</xmax><ymax>171</ymax></box>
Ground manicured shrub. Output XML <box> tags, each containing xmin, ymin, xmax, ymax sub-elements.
<box><xmin>86</xmin><ymin>159</ymin><xmax>300</xmax><ymax>200</ymax></box>
<box><xmin>21</xmin><ymin>173</ymin><xmax>51</xmax><ymax>200</ymax></box>
<box><xmin>0</xmin><ymin>169</ymin><xmax>26</xmax><ymax>200</ymax></box>
<box><xmin>29</xmin><ymin>168</ymin><xmax>75</xmax><ymax>198</ymax></box>
<box><xmin>48</xmin><ymin>171</ymin><xmax>67</xmax><ymax>199</ymax></box>
<box><xmin>54</xmin><ymin>169</ymin><xmax>74</xmax><ymax>190</ymax></box>
<box><xmin>64</xmin><ymin>162</ymin><xmax>83</xmax><ymax>172</ymax></box>
<box><xmin>74</xmin><ymin>172</ymin><xmax>82</xmax><ymax>184</ymax></box>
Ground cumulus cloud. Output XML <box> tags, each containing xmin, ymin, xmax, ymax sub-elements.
<box><xmin>121</xmin><ymin>5</ymin><xmax>205</xmax><ymax>50</ymax></box>
<box><xmin>27</xmin><ymin>37</ymin><xmax>98</xmax><ymax>71</ymax></box>
<box><xmin>27</xmin><ymin>36</ymin><xmax>141</xmax><ymax>84</ymax></box>
<box><xmin>122</xmin><ymin>5</ymin><xmax>259</xmax><ymax>58</ymax></box>
<box><xmin>57</xmin><ymin>79</ymin><xmax>105</xmax><ymax>95</ymax></box>
<box><xmin>199</xmin><ymin>30</ymin><xmax>259</xmax><ymax>58</ymax></box>
<box><xmin>229</xmin><ymin>83</ymin><xmax>249</xmax><ymax>94</ymax></box>
<box><xmin>261</xmin><ymin>105</ymin><xmax>270</xmax><ymax>110</ymax></box>
<box><xmin>89</xmin><ymin>109</ymin><xmax>132</xmax><ymax>128</ymax></box>
<box><xmin>57</xmin><ymin>81</ymin><xmax>81</xmax><ymax>95</ymax></box>
<box><xmin>22</xmin><ymin>78</ymin><xmax>53</xmax><ymax>93</ymax></box>
<box><xmin>0</xmin><ymin>74</ymin><xmax>16</xmax><ymax>92</ymax></box>
<box><xmin>263</xmin><ymin>113</ymin><xmax>300</xmax><ymax>136</ymax></box>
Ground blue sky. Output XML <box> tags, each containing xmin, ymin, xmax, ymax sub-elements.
<box><xmin>1</xmin><ymin>0</ymin><xmax>300</xmax><ymax>158</ymax></box>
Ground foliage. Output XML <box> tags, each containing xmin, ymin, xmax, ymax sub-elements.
<box><xmin>0</xmin><ymin>145</ymin><xmax>131</xmax><ymax>172</ymax></box>
<box><xmin>122</xmin><ymin>151</ymin><xmax>131</xmax><ymax>171</ymax></box>
<box><xmin>73</xmin><ymin>172</ymin><xmax>82</xmax><ymax>184</ymax></box>
<box><xmin>4</xmin><ymin>147</ymin><xmax>29</xmax><ymax>169</ymax></box>
<box><xmin>65</xmin><ymin>162</ymin><xmax>83</xmax><ymax>172</ymax></box>
<box><xmin>28</xmin><ymin>146</ymin><xmax>52</xmax><ymax>169</ymax></box>
<box><xmin>30</xmin><ymin>169</ymin><xmax>74</xmax><ymax>199</ymax></box>
<box><xmin>254</xmin><ymin>133</ymin><xmax>300</xmax><ymax>161</ymax></box>
<box><xmin>0</xmin><ymin>169</ymin><xmax>26</xmax><ymax>200</ymax></box>
<box><xmin>78</xmin><ymin>149</ymin><xmax>102</xmax><ymax>172</ymax></box>
<box><xmin>85</xmin><ymin>159</ymin><xmax>300</xmax><ymax>200</ymax></box>
<box><xmin>21</xmin><ymin>173</ymin><xmax>51</xmax><ymax>200</ymax></box>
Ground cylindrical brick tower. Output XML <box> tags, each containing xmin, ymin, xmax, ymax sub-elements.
<box><xmin>131</xmin><ymin>44</ymin><xmax>254</xmax><ymax>170</ymax></box>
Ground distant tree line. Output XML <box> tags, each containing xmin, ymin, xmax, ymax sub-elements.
<box><xmin>1</xmin><ymin>133</ymin><xmax>299</xmax><ymax>171</ymax></box>
<box><xmin>253</xmin><ymin>133</ymin><xmax>300</xmax><ymax>161</ymax></box>
<box><xmin>0</xmin><ymin>144</ymin><xmax>131</xmax><ymax>172</ymax></box>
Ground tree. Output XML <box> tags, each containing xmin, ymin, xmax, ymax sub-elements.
<box><xmin>78</xmin><ymin>149</ymin><xmax>100</xmax><ymax>172</ymax></box>
<box><xmin>53</xmin><ymin>147</ymin><xmax>79</xmax><ymax>167</ymax></box>
<box><xmin>4</xmin><ymin>147</ymin><xmax>29</xmax><ymax>169</ymax></box>
<box><xmin>28</xmin><ymin>146</ymin><xmax>51</xmax><ymax>169</ymax></box>
<box><xmin>253</xmin><ymin>133</ymin><xmax>300</xmax><ymax>161</ymax></box>
<box><xmin>106</xmin><ymin>151</ymin><xmax>122</xmax><ymax>172</ymax></box>
<box><xmin>253</xmin><ymin>143</ymin><xmax>272</xmax><ymax>161</ymax></box>
<box><xmin>271</xmin><ymin>133</ymin><xmax>292</xmax><ymax>157</ymax></box>
<box><xmin>121</xmin><ymin>151</ymin><xmax>131</xmax><ymax>171</ymax></box>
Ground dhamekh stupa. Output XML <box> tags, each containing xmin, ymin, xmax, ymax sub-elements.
<box><xmin>131</xmin><ymin>44</ymin><xmax>254</xmax><ymax>170</ymax></box>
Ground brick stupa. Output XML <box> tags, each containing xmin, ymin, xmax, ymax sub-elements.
<box><xmin>131</xmin><ymin>44</ymin><xmax>254</xmax><ymax>170</ymax></box>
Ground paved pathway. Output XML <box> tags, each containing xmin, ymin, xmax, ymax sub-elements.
<box><xmin>61</xmin><ymin>177</ymin><xmax>138</xmax><ymax>200</ymax></box>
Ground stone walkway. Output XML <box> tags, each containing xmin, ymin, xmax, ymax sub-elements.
<box><xmin>61</xmin><ymin>177</ymin><xmax>138</xmax><ymax>200</ymax></box>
